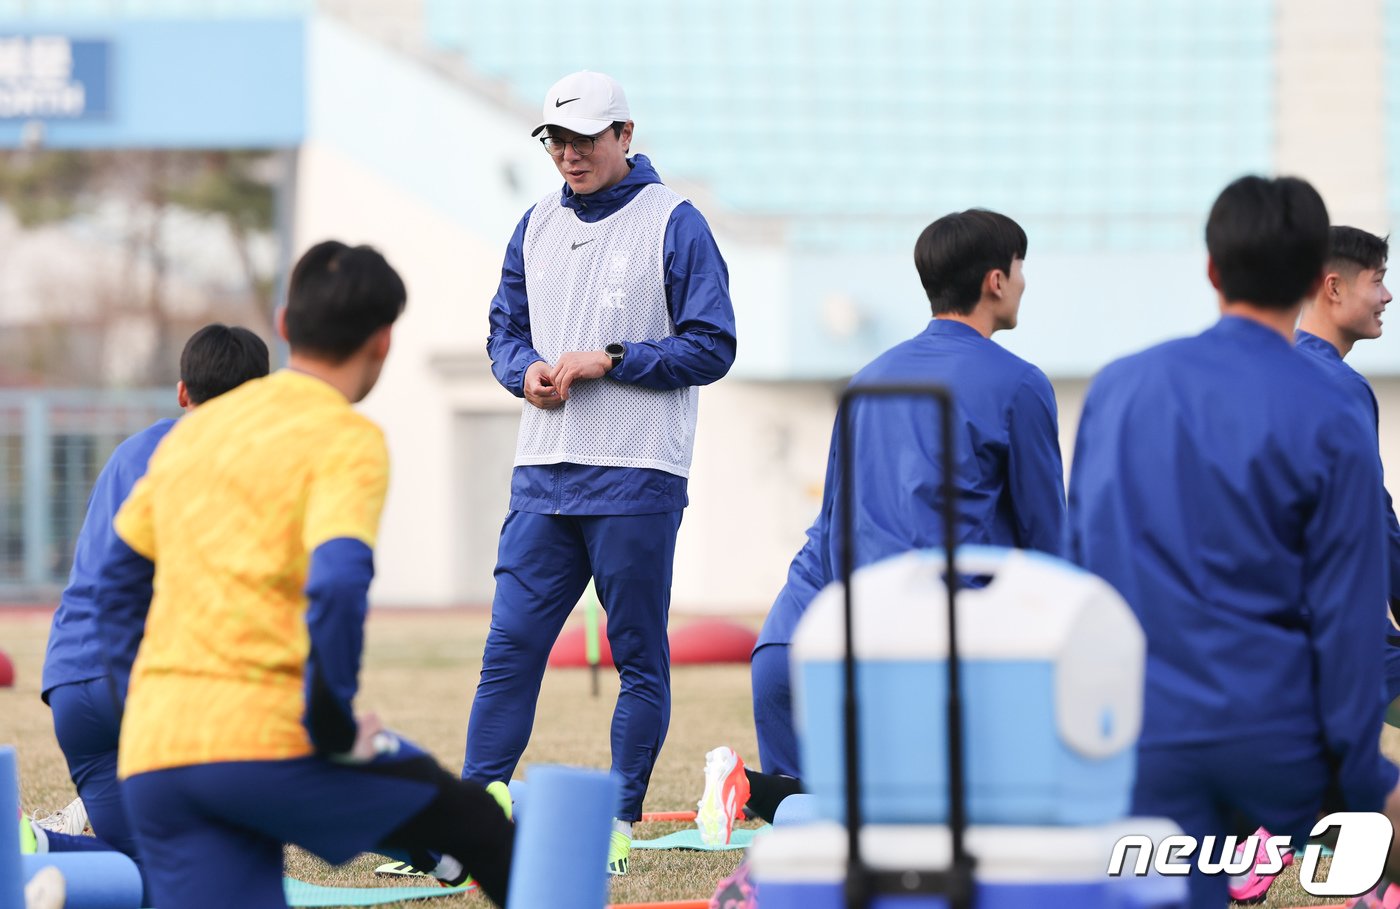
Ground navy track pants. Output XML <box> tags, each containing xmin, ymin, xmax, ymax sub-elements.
<box><xmin>463</xmin><ymin>510</ymin><xmax>682</xmax><ymax>821</ymax></box>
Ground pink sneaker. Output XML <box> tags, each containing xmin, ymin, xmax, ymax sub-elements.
<box><xmin>1227</xmin><ymin>827</ymin><xmax>1294</xmax><ymax>903</ymax></box>
<box><xmin>710</xmin><ymin>858</ymin><xmax>756</xmax><ymax>909</ymax></box>
<box><xmin>1345</xmin><ymin>883</ymin><xmax>1400</xmax><ymax>908</ymax></box>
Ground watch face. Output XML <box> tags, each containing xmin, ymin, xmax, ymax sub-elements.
<box><xmin>606</xmin><ymin>343</ymin><xmax>624</xmax><ymax>358</ymax></box>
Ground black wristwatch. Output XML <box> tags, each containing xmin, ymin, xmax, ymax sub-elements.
<box><xmin>605</xmin><ymin>343</ymin><xmax>625</xmax><ymax>369</ymax></box>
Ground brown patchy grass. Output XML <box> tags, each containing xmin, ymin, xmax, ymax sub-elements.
<box><xmin>7</xmin><ymin>607</ymin><xmax>1400</xmax><ymax>908</ymax></box>
<box><xmin>2</xmin><ymin>608</ymin><xmax>757</xmax><ymax>907</ymax></box>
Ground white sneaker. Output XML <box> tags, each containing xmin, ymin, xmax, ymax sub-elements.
<box><xmin>373</xmin><ymin>860</ymin><xmax>433</xmax><ymax>879</ymax></box>
<box><xmin>33</xmin><ymin>797</ymin><xmax>87</xmax><ymax>836</ymax></box>
<box><xmin>24</xmin><ymin>865</ymin><xmax>66</xmax><ymax>909</ymax></box>
<box><xmin>696</xmin><ymin>746</ymin><xmax>750</xmax><ymax>847</ymax></box>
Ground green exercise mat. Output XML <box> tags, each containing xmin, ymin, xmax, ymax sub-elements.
<box><xmin>631</xmin><ymin>825</ymin><xmax>769</xmax><ymax>851</ymax></box>
<box><xmin>285</xmin><ymin>878</ymin><xmax>468</xmax><ymax>906</ymax></box>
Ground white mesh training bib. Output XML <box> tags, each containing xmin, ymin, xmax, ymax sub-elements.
<box><xmin>516</xmin><ymin>183</ymin><xmax>697</xmax><ymax>478</ymax></box>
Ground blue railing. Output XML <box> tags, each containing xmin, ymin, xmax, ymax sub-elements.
<box><xmin>0</xmin><ymin>389</ymin><xmax>177</xmax><ymax>595</ymax></box>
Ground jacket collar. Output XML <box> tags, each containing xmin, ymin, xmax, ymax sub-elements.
<box><xmin>560</xmin><ymin>154</ymin><xmax>662</xmax><ymax>221</ymax></box>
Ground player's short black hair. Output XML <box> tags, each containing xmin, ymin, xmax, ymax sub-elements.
<box><xmin>914</xmin><ymin>209</ymin><xmax>1028</xmax><ymax>316</ymax></box>
<box><xmin>179</xmin><ymin>323</ymin><xmax>270</xmax><ymax>405</ymax></box>
<box><xmin>285</xmin><ymin>241</ymin><xmax>406</xmax><ymax>362</ymax></box>
<box><xmin>1205</xmin><ymin>175</ymin><xmax>1330</xmax><ymax>310</ymax></box>
<box><xmin>1328</xmin><ymin>226</ymin><xmax>1389</xmax><ymax>275</ymax></box>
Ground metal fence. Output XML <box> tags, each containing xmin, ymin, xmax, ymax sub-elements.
<box><xmin>0</xmin><ymin>389</ymin><xmax>178</xmax><ymax>598</ymax></box>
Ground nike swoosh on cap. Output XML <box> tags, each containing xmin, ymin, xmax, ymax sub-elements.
<box><xmin>555</xmin><ymin>97</ymin><xmax>581</xmax><ymax>107</ymax></box>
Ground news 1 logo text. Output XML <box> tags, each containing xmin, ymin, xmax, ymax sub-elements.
<box><xmin>1107</xmin><ymin>812</ymin><xmax>1394</xmax><ymax>897</ymax></box>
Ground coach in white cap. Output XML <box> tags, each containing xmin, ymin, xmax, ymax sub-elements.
<box><xmin>464</xmin><ymin>70</ymin><xmax>737</xmax><ymax>876</ymax></box>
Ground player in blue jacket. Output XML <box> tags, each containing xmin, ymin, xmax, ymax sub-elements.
<box><xmin>467</xmin><ymin>70</ymin><xmax>737</xmax><ymax>875</ymax></box>
<box><xmin>34</xmin><ymin>324</ymin><xmax>268</xmax><ymax>890</ymax></box>
<box><xmin>751</xmin><ymin>209</ymin><xmax>1065</xmax><ymax>777</ymax></box>
<box><xmin>1294</xmin><ymin>227</ymin><xmax>1400</xmax><ymax>710</ymax></box>
<box><xmin>692</xmin><ymin>211</ymin><xmax>1067</xmax><ymax>846</ymax></box>
<box><xmin>1069</xmin><ymin>176</ymin><xmax>1400</xmax><ymax>909</ymax></box>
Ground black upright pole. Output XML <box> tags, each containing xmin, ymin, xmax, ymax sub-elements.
<box><xmin>939</xmin><ymin>396</ymin><xmax>970</xmax><ymax>902</ymax></box>
<box><xmin>839</xmin><ymin>398</ymin><xmax>866</xmax><ymax>909</ymax></box>
<box><xmin>838</xmin><ymin>384</ymin><xmax>974</xmax><ymax>909</ymax></box>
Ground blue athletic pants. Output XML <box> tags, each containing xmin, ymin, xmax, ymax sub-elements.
<box><xmin>46</xmin><ymin>678</ymin><xmax>146</xmax><ymax>887</ymax></box>
<box><xmin>751</xmin><ymin>642</ymin><xmax>801</xmax><ymax>778</ymax></box>
<box><xmin>464</xmin><ymin>510</ymin><xmax>681</xmax><ymax>821</ymax></box>
<box><xmin>123</xmin><ymin>737</ymin><xmax>513</xmax><ymax>909</ymax></box>
<box><xmin>1132</xmin><ymin>737</ymin><xmax>1392</xmax><ymax>909</ymax></box>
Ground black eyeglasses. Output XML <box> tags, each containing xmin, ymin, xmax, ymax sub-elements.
<box><xmin>539</xmin><ymin>128</ymin><xmax>611</xmax><ymax>158</ymax></box>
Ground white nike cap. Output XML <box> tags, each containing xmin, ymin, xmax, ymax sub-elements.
<box><xmin>531</xmin><ymin>70</ymin><xmax>630</xmax><ymax>137</ymax></box>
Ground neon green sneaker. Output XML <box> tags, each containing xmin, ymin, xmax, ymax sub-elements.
<box><xmin>18</xmin><ymin>810</ymin><xmax>37</xmax><ymax>855</ymax></box>
<box><xmin>436</xmin><ymin>871</ymin><xmax>478</xmax><ymax>892</ymax></box>
<box><xmin>485</xmin><ymin>781</ymin><xmax>513</xmax><ymax>820</ymax></box>
<box><xmin>607</xmin><ymin>830</ymin><xmax>631</xmax><ymax>876</ymax></box>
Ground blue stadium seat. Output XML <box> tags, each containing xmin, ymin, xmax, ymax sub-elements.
<box><xmin>423</xmin><ymin>0</ymin><xmax>1275</xmax><ymax>254</ymax></box>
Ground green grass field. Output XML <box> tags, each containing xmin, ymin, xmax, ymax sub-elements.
<box><xmin>3</xmin><ymin>607</ymin><xmax>758</xmax><ymax>907</ymax></box>
<box><xmin>4</xmin><ymin>606</ymin><xmax>1398</xmax><ymax>907</ymax></box>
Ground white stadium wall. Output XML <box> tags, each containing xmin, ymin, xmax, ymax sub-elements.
<box><xmin>297</xmin><ymin>17</ymin><xmax>555</xmax><ymax>606</ymax></box>
<box><xmin>294</xmin><ymin>138</ymin><xmax>495</xmax><ymax>606</ymax></box>
<box><xmin>1275</xmin><ymin>0</ymin><xmax>1388</xmax><ymax>233</ymax></box>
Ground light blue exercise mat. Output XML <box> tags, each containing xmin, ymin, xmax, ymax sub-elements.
<box><xmin>284</xmin><ymin>878</ymin><xmax>468</xmax><ymax>906</ymax></box>
<box><xmin>632</xmin><ymin>825</ymin><xmax>769</xmax><ymax>851</ymax></box>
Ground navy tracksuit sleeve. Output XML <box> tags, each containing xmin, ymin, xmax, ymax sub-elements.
<box><xmin>93</xmin><ymin>535</ymin><xmax>155</xmax><ymax>705</ymax></box>
<box><xmin>1385</xmin><ymin>490</ymin><xmax>1400</xmax><ymax>612</ymax></box>
<box><xmin>486</xmin><ymin>209</ymin><xmax>545</xmax><ymax>397</ymax></box>
<box><xmin>607</xmin><ymin>202</ymin><xmax>737</xmax><ymax>390</ymax></box>
<box><xmin>1005</xmin><ymin>369</ymin><xmax>1068</xmax><ymax>557</ymax></box>
<box><xmin>1308</xmin><ymin>416</ymin><xmax>1400</xmax><ymax>810</ymax></box>
<box><xmin>758</xmin><ymin>427</ymin><xmax>840</xmax><ymax>647</ymax></box>
<box><xmin>1358</xmin><ymin>385</ymin><xmax>1400</xmax><ymax>611</ymax></box>
<box><xmin>1066</xmin><ymin>386</ymin><xmax>1103</xmax><ymax>571</ymax></box>
<box><xmin>303</xmin><ymin>537</ymin><xmax>374</xmax><ymax>755</ymax></box>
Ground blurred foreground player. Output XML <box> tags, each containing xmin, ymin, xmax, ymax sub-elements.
<box><xmin>1069</xmin><ymin>176</ymin><xmax>1400</xmax><ymax>909</ymax></box>
<box><xmin>36</xmin><ymin>324</ymin><xmax>267</xmax><ymax>895</ymax></box>
<box><xmin>115</xmin><ymin>242</ymin><xmax>514</xmax><ymax>909</ymax></box>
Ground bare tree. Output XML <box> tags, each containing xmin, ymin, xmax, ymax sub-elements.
<box><xmin>0</xmin><ymin>148</ymin><xmax>279</xmax><ymax>388</ymax></box>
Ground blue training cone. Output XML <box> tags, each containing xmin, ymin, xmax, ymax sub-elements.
<box><xmin>771</xmin><ymin>793</ymin><xmax>819</xmax><ymax>827</ymax></box>
<box><xmin>1</xmin><ymin>746</ymin><xmax>28</xmax><ymax>909</ymax></box>
<box><xmin>506</xmin><ymin>765</ymin><xmax>616</xmax><ymax>909</ymax></box>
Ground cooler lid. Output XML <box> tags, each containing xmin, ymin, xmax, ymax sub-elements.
<box><xmin>791</xmin><ymin>548</ymin><xmax>1139</xmax><ymax>662</ymax></box>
